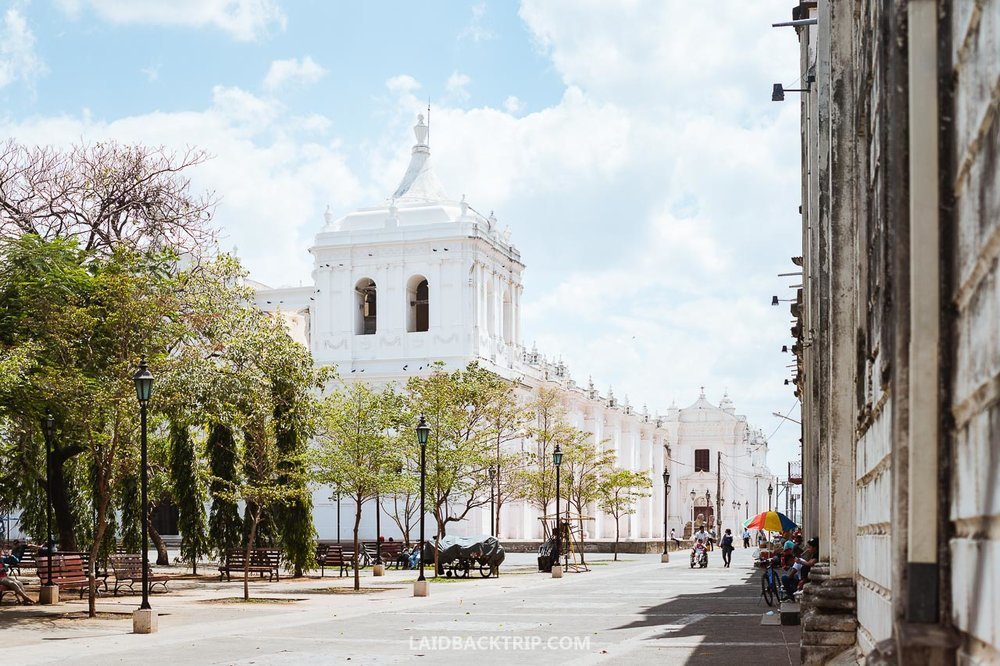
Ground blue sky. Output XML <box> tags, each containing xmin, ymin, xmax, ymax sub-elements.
<box><xmin>1</xmin><ymin>0</ymin><xmax>804</xmax><ymax>476</ymax></box>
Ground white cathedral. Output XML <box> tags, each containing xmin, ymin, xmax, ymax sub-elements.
<box><xmin>253</xmin><ymin>115</ymin><xmax>774</xmax><ymax>545</ymax></box>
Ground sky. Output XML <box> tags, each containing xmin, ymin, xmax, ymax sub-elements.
<box><xmin>0</xmin><ymin>0</ymin><xmax>804</xmax><ymax>477</ymax></box>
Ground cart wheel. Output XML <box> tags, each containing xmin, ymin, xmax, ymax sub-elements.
<box><xmin>456</xmin><ymin>561</ymin><xmax>470</xmax><ymax>578</ymax></box>
<box><xmin>446</xmin><ymin>569</ymin><xmax>453</xmax><ymax>578</ymax></box>
<box><xmin>479</xmin><ymin>561</ymin><xmax>492</xmax><ymax>578</ymax></box>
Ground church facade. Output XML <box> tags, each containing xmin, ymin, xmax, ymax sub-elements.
<box><xmin>253</xmin><ymin>115</ymin><xmax>773</xmax><ymax>543</ymax></box>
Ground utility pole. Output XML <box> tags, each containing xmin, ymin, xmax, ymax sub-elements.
<box><xmin>716</xmin><ymin>451</ymin><xmax>722</xmax><ymax>533</ymax></box>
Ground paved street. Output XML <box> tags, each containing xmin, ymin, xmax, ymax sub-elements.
<box><xmin>0</xmin><ymin>547</ymin><xmax>799</xmax><ymax>665</ymax></box>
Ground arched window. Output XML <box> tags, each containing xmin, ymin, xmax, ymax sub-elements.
<box><xmin>355</xmin><ymin>278</ymin><xmax>377</xmax><ymax>335</ymax></box>
<box><xmin>502</xmin><ymin>288</ymin><xmax>513</xmax><ymax>342</ymax></box>
<box><xmin>407</xmin><ymin>275</ymin><xmax>429</xmax><ymax>332</ymax></box>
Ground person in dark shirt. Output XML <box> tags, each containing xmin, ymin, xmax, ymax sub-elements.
<box><xmin>720</xmin><ymin>529</ymin><xmax>735</xmax><ymax>567</ymax></box>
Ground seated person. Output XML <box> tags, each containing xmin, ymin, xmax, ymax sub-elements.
<box><xmin>1</xmin><ymin>540</ymin><xmax>26</xmax><ymax>566</ymax></box>
<box><xmin>0</xmin><ymin>561</ymin><xmax>34</xmax><ymax>605</ymax></box>
<box><xmin>781</xmin><ymin>537</ymin><xmax>819</xmax><ymax>599</ymax></box>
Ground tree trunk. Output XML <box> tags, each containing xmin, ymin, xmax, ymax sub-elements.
<box><xmin>88</xmin><ymin>496</ymin><xmax>110</xmax><ymax>617</ymax></box>
<box><xmin>244</xmin><ymin>514</ymin><xmax>259</xmax><ymax>602</ymax></box>
<box><xmin>50</xmin><ymin>451</ymin><xmax>79</xmax><ymax>551</ymax></box>
<box><xmin>353</xmin><ymin>500</ymin><xmax>362</xmax><ymax>591</ymax></box>
<box><xmin>613</xmin><ymin>517</ymin><xmax>620</xmax><ymax>562</ymax></box>
<box><xmin>148</xmin><ymin>521</ymin><xmax>169</xmax><ymax>565</ymax></box>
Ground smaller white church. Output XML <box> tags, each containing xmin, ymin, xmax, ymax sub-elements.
<box><xmin>253</xmin><ymin>115</ymin><xmax>774</xmax><ymax>543</ymax></box>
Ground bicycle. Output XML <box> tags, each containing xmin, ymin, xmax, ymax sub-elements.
<box><xmin>760</xmin><ymin>556</ymin><xmax>783</xmax><ymax>606</ymax></box>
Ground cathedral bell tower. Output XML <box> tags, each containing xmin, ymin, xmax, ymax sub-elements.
<box><xmin>296</xmin><ymin>114</ymin><xmax>525</xmax><ymax>379</ymax></box>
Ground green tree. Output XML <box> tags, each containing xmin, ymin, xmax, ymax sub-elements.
<box><xmin>406</xmin><ymin>363</ymin><xmax>501</xmax><ymax>572</ymax></box>
<box><xmin>170</xmin><ymin>422</ymin><xmax>207</xmax><ymax>574</ymax></box>
<box><xmin>524</xmin><ymin>388</ymin><xmax>578</xmax><ymax>525</ymax></box>
<box><xmin>315</xmin><ymin>383</ymin><xmax>406</xmax><ymax>590</ymax></box>
<box><xmin>272</xmin><ymin>375</ymin><xmax>316</xmax><ymax>578</ymax></box>
<box><xmin>207</xmin><ymin>423</ymin><xmax>243</xmax><ymax>556</ymax></box>
<box><xmin>483</xmin><ymin>378</ymin><xmax>533</xmax><ymax>536</ymax></box>
<box><xmin>598</xmin><ymin>469</ymin><xmax>653</xmax><ymax>561</ymax></box>
<box><xmin>215</xmin><ymin>419</ymin><xmax>304</xmax><ymax>601</ymax></box>
<box><xmin>562</xmin><ymin>432</ymin><xmax>615</xmax><ymax>565</ymax></box>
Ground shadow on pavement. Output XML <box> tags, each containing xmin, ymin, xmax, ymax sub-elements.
<box><xmin>614</xmin><ymin>565</ymin><xmax>801</xmax><ymax>665</ymax></box>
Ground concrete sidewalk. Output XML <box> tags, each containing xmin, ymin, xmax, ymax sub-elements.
<box><xmin>0</xmin><ymin>548</ymin><xmax>798</xmax><ymax>664</ymax></box>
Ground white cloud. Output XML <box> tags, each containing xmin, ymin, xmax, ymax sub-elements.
<box><xmin>445</xmin><ymin>72</ymin><xmax>471</xmax><ymax>102</ymax></box>
<box><xmin>459</xmin><ymin>2</ymin><xmax>495</xmax><ymax>42</ymax></box>
<box><xmin>385</xmin><ymin>74</ymin><xmax>420</xmax><ymax>95</ymax></box>
<box><xmin>56</xmin><ymin>0</ymin><xmax>286</xmax><ymax>41</ymax></box>
<box><xmin>378</xmin><ymin>79</ymin><xmax>630</xmax><ymax>205</ymax></box>
<box><xmin>0</xmin><ymin>7</ymin><xmax>46</xmax><ymax>91</ymax></box>
<box><xmin>503</xmin><ymin>96</ymin><xmax>523</xmax><ymax>114</ymax></box>
<box><xmin>140</xmin><ymin>64</ymin><xmax>159</xmax><ymax>82</ymax></box>
<box><xmin>262</xmin><ymin>56</ymin><xmax>326</xmax><ymax>92</ymax></box>
<box><xmin>0</xmin><ymin>85</ymin><xmax>366</xmax><ymax>289</ymax></box>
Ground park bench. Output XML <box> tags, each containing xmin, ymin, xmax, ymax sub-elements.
<box><xmin>60</xmin><ymin>551</ymin><xmax>110</xmax><ymax>593</ymax></box>
<box><xmin>219</xmin><ymin>548</ymin><xmax>282</xmax><ymax>582</ymax></box>
<box><xmin>376</xmin><ymin>542</ymin><xmax>404</xmax><ymax>568</ymax></box>
<box><xmin>110</xmin><ymin>554</ymin><xmax>169</xmax><ymax>596</ymax></box>
<box><xmin>316</xmin><ymin>544</ymin><xmax>353</xmax><ymax>577</ymax></box>
<box><xmin>34</xmin><ymin>554</ymin><xmax>90</xmax><ymax>598</ymax></box>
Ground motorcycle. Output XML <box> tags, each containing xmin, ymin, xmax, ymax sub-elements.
<box><xmin>690</xmin><ymin>542</ymin><xmax>708</xmax><ymax>568</ymax></box>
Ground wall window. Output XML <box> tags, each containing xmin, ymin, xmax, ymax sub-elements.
<box><xmin>694</xmin><ymin>449</ymin><xmax>710</xmax><ymax>472</ymax></box>
<box><xmin>355</xmin><ymin>278</ymin><xmax>377</xmax><ymax>335</ymax></box>
<box><xmin>406</xmin><ymin>275</ymin><xmax>429</xmax><ymax>332</ymax></box>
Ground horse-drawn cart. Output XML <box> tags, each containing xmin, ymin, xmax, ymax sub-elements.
<box><xmin>422</xmin><ymin>535</ymin><xmax>505</xmax><ymax>578</ymax></box>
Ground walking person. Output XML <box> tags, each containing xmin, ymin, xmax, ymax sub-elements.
<box><xmin>721</xmin><ymin>529</ymin><xmax>735</xmax><ymax>568</ymax></box>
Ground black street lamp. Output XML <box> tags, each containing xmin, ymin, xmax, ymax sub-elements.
<box><xmin>552</xmin><ymin>444</ymin><xmax>563</xmax><ymax>576</ymax></box>
<box><xmin>133</xmin><ymin>360</ymin><xmax>154</xmax><ymax>612</ymax></box>
<box><xmin>488</xmin><ymin>467</ymin><xmax>496</xmax><ymax>537</ymax></box>
<box><xmin>767</xmin><ymin>483</ymin><xmax>774</xmax><ymax>511</ymax></box>
<box><xmin>415</xmin><ymin>415</ymin><xmax>430</xmax><ymax>589</ymax></box>
<box><xmin>705</xmin><ymin>489</ymin><xmax>712</xmax><ymax>531</ymax></box>
<box><xmin>661</xmin><ymin>470</ymin><xmax>670</xmax><ymax>562</ymax></box>
<box><xmin>689</xmin><ymin>488</ymin><xmax>696</xmax><ymax>531</ymax></box>
<box><xmin>374</xmin><ymin>490</ymin><xmax>382</xmax><ymax>567</ymax></box>
<box><xmin>43</xmin><ymin>410</ymin><xmax>55</xmax><ymax>587</ymax></box>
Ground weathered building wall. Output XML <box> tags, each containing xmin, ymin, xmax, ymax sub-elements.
<box><xmin>947</xmin><ymin>1</ymin><xmax>1000</xmax><ymax>662</ymax></box>
<box><xmin>793</xmin><ymin>0</ymin><xmax>999</xmax><ymax>662</ymax></box>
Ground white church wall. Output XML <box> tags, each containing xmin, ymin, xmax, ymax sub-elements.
<box><xmin>254</xmin><ymin>115</ymin><xmax>772</xmax><ymax>544</ymax></box>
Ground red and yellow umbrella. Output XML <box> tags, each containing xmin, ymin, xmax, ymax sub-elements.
<box><xmin>742</xmin><ymin>510</ymin><xmax>797</xmax><ymax>532</ymax></box>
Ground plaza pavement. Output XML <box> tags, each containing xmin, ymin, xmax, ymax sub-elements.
<box><xmin>0</xmin><ymin>546</ymin><xmax>799</xmax><ymax>665</ymax></box>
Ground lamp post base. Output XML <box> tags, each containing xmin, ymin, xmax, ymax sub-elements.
<box><xmin>373</xmin><ymin>563</ymin><xmax>385</xmax><ymax>577</ymax></box>
<box><xmin>132</xmin><ymin>608</ymin><xmax>158</xmax><ymax>634</ymax></box>
<box><xmin>661</xmin><ymin>552</ymin><xmax>671</xmax><ymax>563</ymax></box>
<box><xmin>413</xmin><ymin>580</ymin><xmax>429</xmax><ymax>597</ymax></box>
<box><xmin>551</xmin><ymin>566</ymin><xmax>563</xmax><ymax>579</ymax></box>
<box><xmin>39</xmin><ymin>585</ymin><xmax>59</xmax><ymax>605</ymax></box>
